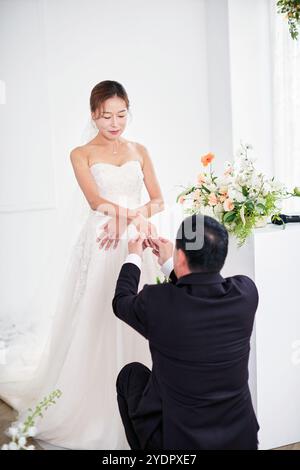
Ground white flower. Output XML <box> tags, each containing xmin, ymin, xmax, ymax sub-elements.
<box><xmin>25</xmin><ymin>445</ymin><xmax>35</xmax><ymax>450</ymax></box>
<box><xmin>214</xmin><ymin>203</ymin><xmax>224</xmax><ymax>217</ymax></box>
<box><xmin>227</xmin><ymin>187</ymin><xmax>236</xmax><ymax>200</ymax></box>
<box><xmin>7</xmin><ymin>426</ymin><xmax>19</xmax><ymax>438</ymax></box>
<box><xmin>271</xmin><ymin>180</ymin><xmax>286</xmax><ymax>193</ymax></box>
<box><xmin>27</xmin><ymin>426</ymin><xmax>37</xmax><ymax>437</ymax></box>
<box><xmin>236</xmin><ymin>148</ymin><xmax>244</xmax><ymax>158</ymax></box>
<box><xmin>8</xmin><ymin>442</ymin><xmax>20</xmax><ymax>450</ymax></box>
<box><xmin>235</xmin><ymin>175</ymin><xmax>247</xmax><ymax>187</ymax></box>
<box><xmin>249</xmin><ymin>172</ymin><xmax>261</xmax><ymax>185</ymax></box>
<box><xmin>1</xmin><ymin>444</ymin><xmax>9</xmax><ymax>450</ymax></box>
<box><xmin>205</xmin><ymin>181</ymin><xmax>217</xmax><ymax>192</ymax></box>
<box><xmin>217</xmin><ymin>175</ymin><xmax>232</xmax><ymax>187</ymax></box>
<box><xmin>245</xmin><ymin>143</ymin><xmax>253</xmax><ymax>150</ymax></box>
<box><xmin>18</xmin><ymin>436</ymin><xmax>27</xmax><ymax>448</ymax></box>
<box><xmin>236</xmin><ymin>192</ymin><xmax>247</xmax><ymax>203</ymax></box>
<box><xmin>261</xmin><ymin>183</ymin><xmax>272</xmax><ymax>196</ymax></box>
<box><xmin>238</xmin><ymin>159</ymin><xmax>252</xmax><ymax>172</ymax></box>
<box><xmin>228</xmin><ymin>187</ymin><xmax>245</xmax><ymax>203</ymax></box>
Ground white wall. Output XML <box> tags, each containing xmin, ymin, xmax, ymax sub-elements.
<box><xmin>228</xmin><ymin>0</ymin><xmax>273</xmax><ymax>176</ymax></box>
<box><xmin>205</xmin><ymin>0</ymin><xmax>233</xmax><ymax>174</ymax></box>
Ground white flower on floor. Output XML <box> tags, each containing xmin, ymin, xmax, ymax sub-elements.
<box><xmin>1</xmin><ymin>389</ymin><xmax>61</xmax><ymax>451</ymax></box>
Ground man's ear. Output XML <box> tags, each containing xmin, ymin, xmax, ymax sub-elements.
<box><xmin>176</xmin><ymin>248</ymin><xmax>186</xmax><ymax>267</ymax></box>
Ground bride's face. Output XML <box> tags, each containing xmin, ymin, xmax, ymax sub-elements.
<box><xmin>92</xmin><ymin>95</ymin><xmax>128</xmax><ymax>140</ymax></box>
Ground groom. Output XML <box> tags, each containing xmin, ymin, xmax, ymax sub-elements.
<box><xmin>112</xmin><ymin>214</ymin><xmax>259</xmax><ymax>450</ymax></box>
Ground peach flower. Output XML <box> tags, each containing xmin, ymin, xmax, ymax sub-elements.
<box><xmin>197</xmin><ymin>173</ymin><xmax>206</xmax><ymax>184</ymax></box>
<box><xmin>201</xmin><ymin>153</ymin><xmax>215</xmax><ymax>167</ymax></box>
<box><xmin>218</xmin><ymin>187</ymin><xmax>228</xmax><ymax>203</ymax></box>
<box><xmin>178</xmin><ymin>195</ymin><xmax>185</xmax><ymax>204</ymax></box>
<box><xmin>224</xmin><ymin>167</ymin><xmax>233</xmax><ymax>176</ymax></box>
<box><xmin>208</xmin><ymin>193</ymin><xmax>218</xmax><ymax>206</ymax></box>
<box><xmin>219</xmin><ymin>194</ymin><xmax>227</xmax><ymax>203</ymax></box>
<box><xmin>219</xmin><ymin>186</ymin><xmax>228</xmax><ymax>195</ymax></box>
<box><xmin>193</xmin><ymin>189</ymin><xmax>201</xmax><ymax>200</ymax></box>
<box><xmin>223</xmin><ymin>198</ymin><xmax>234</xmax><ymax>212</ymax></box>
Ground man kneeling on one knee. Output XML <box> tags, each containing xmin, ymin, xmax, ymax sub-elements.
<box><xmin>112</xmin><ymin>214</ymin><xmax>259</xmax><ymax>450</ymax></box>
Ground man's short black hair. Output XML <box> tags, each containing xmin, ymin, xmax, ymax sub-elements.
<box><xmin>175</xmin><ymin>215</ymin><xmax>228</xmax><ymax>273</ymax></box>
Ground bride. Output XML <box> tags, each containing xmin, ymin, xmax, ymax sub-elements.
<box><xmin>0</xmin><ymin>80</ymin><xmax>165</xmax><ymax>449</ymax></box>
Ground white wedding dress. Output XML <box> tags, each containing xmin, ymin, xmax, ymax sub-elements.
<box><xmin>0</xmin><ymin>160</ymin><xmax>164</xmax><ymax>449</ymax></box>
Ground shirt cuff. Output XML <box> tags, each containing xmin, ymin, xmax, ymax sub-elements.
<box><xmin>124</xmin><ymin>253</ymin><xmax>142</xmax><ymax>270</ymax></box>
<box><xmin>161</xmin><ymin>257</ymin><xmax>174</xmax><ymax>278</ymax></box>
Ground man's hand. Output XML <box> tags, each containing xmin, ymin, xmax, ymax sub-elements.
<box><xmin>128</xmin><ymin>232</ymin><xmax>147</xmax><ymax>258</ymax></box>
<box><xmin>147</xmin><ymin>236</ymin><xmax>174</xmax><ymax>266</ymax></box>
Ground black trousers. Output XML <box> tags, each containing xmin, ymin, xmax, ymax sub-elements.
<box><xmin>116</xmin><ymin>362</ymin><xmax>163</xmax><ymax>450</ymax></box>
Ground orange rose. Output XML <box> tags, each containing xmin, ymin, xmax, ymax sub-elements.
<box><xmin>201</xmin><ymin>152</ymin><xmax>215</xmax><ymax>167</ymax></box>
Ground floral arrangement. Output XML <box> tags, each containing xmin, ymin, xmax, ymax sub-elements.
<box><xmin>176</xmin><ymin>144</ymin><xmax>300</xmax><ymax>246</ymax></box>
<box><xmin>277</xmin><ymin>0</ymin><xmax>300</xmax><ymax>40</ymax></box>
<box><xmin>1</xmin><ymin>389</ymin><xmax>62</xmax><ymax>450</ymax></box>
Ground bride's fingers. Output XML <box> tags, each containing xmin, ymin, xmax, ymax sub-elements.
<box><xmin>99</xmin><ymin>236</ymin><xmax>109</xmax><ymax>249</ymax></box>
<box><xmin>113</xmin><ymin>239</ymin><xmax>119</xmax><ymax>249</ymax></box>
<box><xmin>97</xmin><ymin>223</ymin><xmax>108</xmax><ymax>236</ymax></box>
<box><xmin>105</xmin><ymin>239</ymin><xmax>114</xmax><ymax>251</ymax></box>
<box><xmin>148</xmin><ymin>237</ymin><xmax>159</xmax><ymax>249</ymax></box>
<box><xmin>96</xmin><ymin>230</ymin><xmax>107</xmax><ymax>242</ymax></box>
<box><xmin>143</xmin><ymin>239</ymin><xmax>151</xmax><ymax>249</ymax></box>
<box><xmin>143</xmin><ymin>239</ymin><xmax>151</xmax><ymax>248</ymax></box>
<box><xmin>146</xmin><ymin>239</ymin><xmax>153</xmax><ymax>248</ymax></box>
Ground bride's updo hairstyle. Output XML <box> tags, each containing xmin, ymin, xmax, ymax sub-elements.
<box><xmin>90</xmin><ymin>80</ymin><xmax>130</xmax><ymax>119</ymax></box>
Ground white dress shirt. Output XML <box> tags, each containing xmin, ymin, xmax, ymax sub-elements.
<box><xmin>124</xmin><ymin>253</ymin><xmax>174</xmax><ymax>278</ymax></box>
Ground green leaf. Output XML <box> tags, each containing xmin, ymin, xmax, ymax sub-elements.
<box><xmin>245</xmin><ymin>201</ymin><xmax>255</xmax><ymax>212</ymax></box>
<box><xmin>201</xmin><ymin>185</ymin><xmax>211</xmax><ymax>194</ymax></box>
<box><xmin>176</xmin><ymin>187</ymin><xmax>195</xmax><ymax>203</ymax></box>
<box><xmin>242</xmin><ymin>186</ymin><xmax>249</xmax><ymax>197</ymax></box>
<box><xmin>293</xmin><ymin>186</ymin><xmax>300</xmax><ymax>197</ymax></box>
<box><xmin>223</xmin><ymin>211</ymin><xmax>236</xmax><ymax>224</ymax></box>
<box><xmin>256</xmin><ymin>203</ymin><xmax>266</xmax><ymax>214</ymax></box>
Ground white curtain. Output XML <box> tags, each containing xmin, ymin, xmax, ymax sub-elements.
<box><xmin>270</xmin><ymin>0</ymin><xmax>300</xmax><ymax>212</ymax></box>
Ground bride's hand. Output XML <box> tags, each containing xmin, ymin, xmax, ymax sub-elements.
<box><xmin>131</xmin><ymin>213</ymin><xmax>158</xmax><ymax>243</ymax></box>
<box><xmin>96</xmin><ymin>216</ymin><xmax>129</xmax><ymax>251</ymax></box>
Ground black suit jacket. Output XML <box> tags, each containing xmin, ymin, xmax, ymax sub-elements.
<box><xmin>112</xmin><ymin>261</ymin><xmax>259</xmax><ymax>450</ymax></box>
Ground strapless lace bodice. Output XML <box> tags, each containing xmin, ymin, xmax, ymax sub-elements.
<box><xmin>90</xmin><ymin>160</ymin><xmax>144</xmax><ymax>208</ymax></box>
